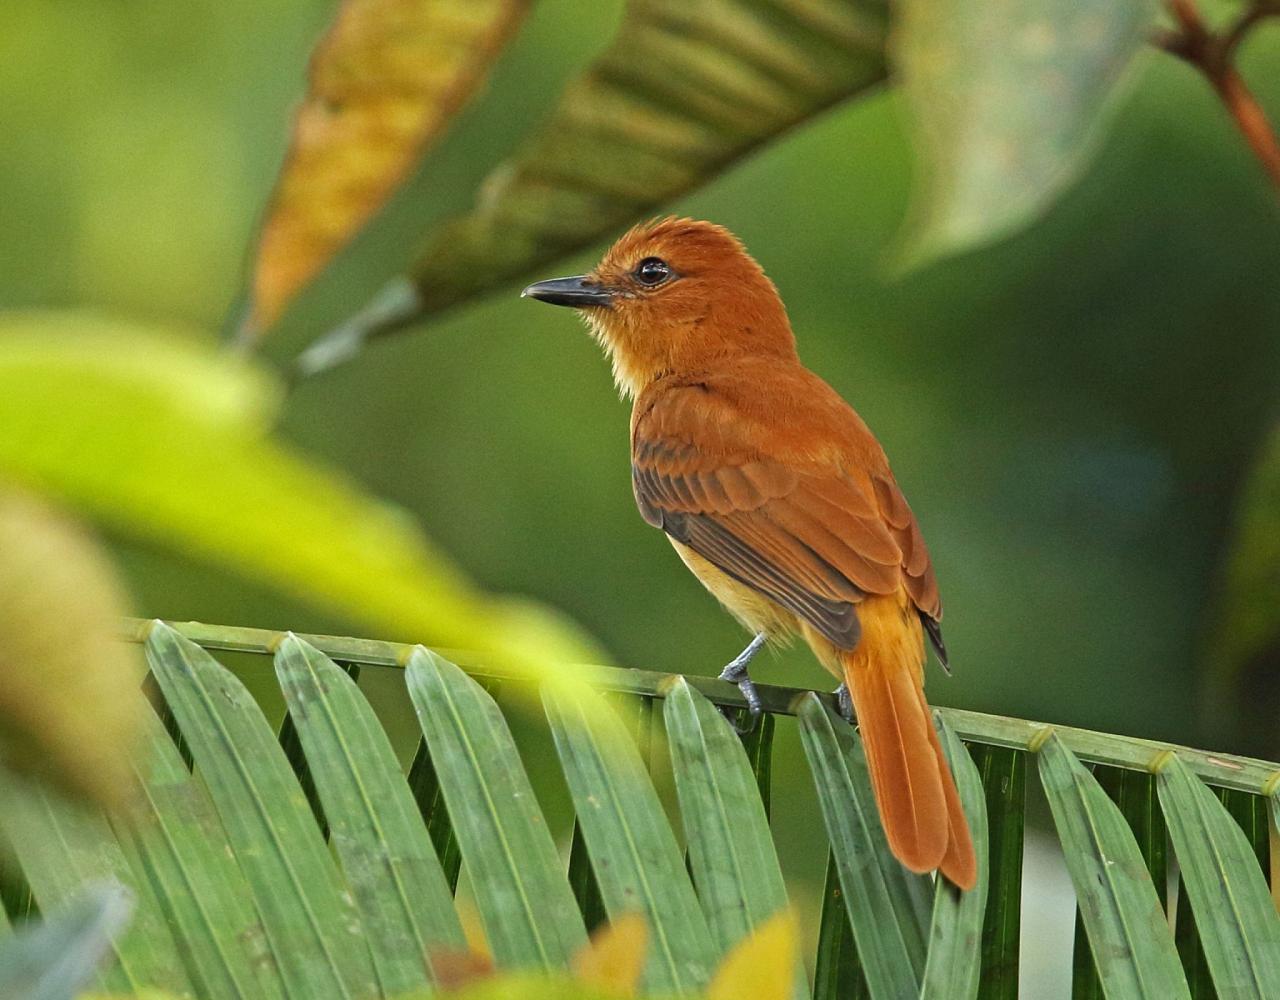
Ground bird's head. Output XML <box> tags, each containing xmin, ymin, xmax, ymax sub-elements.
<box><xmin>522</xmin><ymin>218</ymin><xmax>796</xmax><ymax>398</ymax></box>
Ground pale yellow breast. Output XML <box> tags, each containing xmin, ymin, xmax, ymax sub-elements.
<box><xmin>668</xmin><ymin>538</ymin><xmax>796</xmax><ymax>641</ymax></box>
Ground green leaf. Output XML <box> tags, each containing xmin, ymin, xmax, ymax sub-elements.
<box><xmin>274</xmin><ymin>635</ymin><xmax>466</xmax><ymax>992</ymax></box>
<box><xmin>144</xmin><ymin>622</ymin><xmax>378</xmax><ymax>999</ymax></box>
<box><xmin>662</xmin><ymin>680</ymin><xmax>790</xmax><ymax>942</ymax></box>
<box><xmin>1036</xmin><ymin>735</ymin><xmax>1189</xmax><ymax>1000</ymax></box>
<box><xmin>570</xmin><ymin>695</ymin><xmax>654</xmax><ymax>934</ymax></box>
<box><xmin>1073</xmin><ymin>768</ymin><xmax>1170</xmax><ymax>1000</ymax></box>
<box><xmin>795</xmin><ymin>692</ymin><xmax>931</xmax><ymax>998</ymax></box>
<box><xmin>404</xmin><ymin>648</ymin><xmax>587</xmax><ymax>969</ymax></box>
<box><xmin>296</xmin><ymin>0</ymin><xmax>890</xmax><ymax>372</ymax></box>
<box><xmin>662</xmin><ymin>680</ymin><xmax>802</xmax><ymax>996</ymax></box>
<box><xmin>921</xmin><ymin>715</ymin><xmax>989</xmax><ymax>1000</ymax></box>
<box><xmin>117</xmin><ymin>707</ymin><xmax>284</xmax><ymax>1000</ymax></box>
<box><xmin>811</xmin><ymin>854</ymin><xmax>868</xmax><ymax>1000</ymax></box>
<box><xmin>0</xmin><ymin>776</ymin><xmax>192</xmax><ymax>997</ymax></box>
<box><xmin>0</xmin><ymin>884</ymin><xmax>132</xmax><ymax>1000</ymax></box>
<box><xmin>892</xmin><ymin>0</ymin><xmax>1157</xmax><ymax>266</ymax></box>
<box><xmin>972</xmin><ymin>744</ymin><xmax>1024</xmax><ymax>1000</ymax></box>
<box><xmin>0</xmin><ymin>314</ymin><xmax>603</xmax><ymax>686</ymax></box>
<box><xmin>1158</xmin><ymin>756</ymin><xmax>1280</xmax><ymax>998</ymax></box>
<box><xmin>544</xmin><ymin>682</ymin><xmax>715</xmax><ymax>993</ymax></box>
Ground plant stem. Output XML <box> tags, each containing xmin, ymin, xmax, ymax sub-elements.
<box><xmin>121</xmin><ymin>616</ymin><xmax>1280</xmax><ymax>797</ymax></box>
<box><xmin>1158</xmin><ymin>0</ymin><xmax>1280</xmax><ymax>190</ymax></box>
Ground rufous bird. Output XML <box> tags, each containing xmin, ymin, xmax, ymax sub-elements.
<box><xmin>522</xmin><ymin>218</ymin><xmax>976</xmax><ymax>889</ymax></box>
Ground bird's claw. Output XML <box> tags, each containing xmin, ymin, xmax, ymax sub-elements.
<box><xmin>718</xmin><ymin>661</ymin><xmax>763</xmax><ymax>734</ymax></box>
<box><xmin>833</xmin><ymin>683</ymin><xmax>854</xmax><ymax>724</ymax></box>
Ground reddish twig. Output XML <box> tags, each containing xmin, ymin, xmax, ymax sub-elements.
<box><xmin>1157</xmin><ymin>0</ymin><xmax>1280</xmax><ymax>190</ymax></box>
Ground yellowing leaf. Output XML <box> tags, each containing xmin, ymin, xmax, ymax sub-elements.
<box><xmin>0</xmin><ymin>489</ymin><xmax>141</xmax><ymax>809</ymax></box>
<box><xmin>294</xmin><ymin>0</ymin><xmax>890</xmax><ymax>374</ymax></box>
<box><xmin>708</xmin><ymin>910</ymin><xmax>798</xmax><ymax>1000</ymax></box>
<box><xmin>571</xmin><ymin>913</ymin><xmax>648</xmax><ymax>998</ymax></box>
<box><xmin>246</xmin><ymin>0</ymin><xmax>532</xmax><ymax>335</ymax></box>
<box><xmin>0</xmin><ymin>312</ymin><xmax>606</xmax><ymax>692</ymax></box>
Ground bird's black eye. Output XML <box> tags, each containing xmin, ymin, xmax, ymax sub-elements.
<box><xmin>634</xmin><ymin>257</ymin><xmax>671</xmax><ymax>286</ymax></box>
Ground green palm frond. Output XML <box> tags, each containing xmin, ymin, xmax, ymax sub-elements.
<box><xmin>3</xmin><ymin>616</ymin><xmax>1279</xmax><ymax>1000</ymax></box>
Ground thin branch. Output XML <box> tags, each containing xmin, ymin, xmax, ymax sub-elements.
<box><xmin>1157</xmin><ymin>0</ymin><xmax>1280</xmax><ymax>190</ymax></box>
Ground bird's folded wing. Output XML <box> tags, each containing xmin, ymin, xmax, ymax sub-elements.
<box><xmin>632</xmin><ymin>386</ymin><xmax>941</xmax><ymax>651</ymax></box>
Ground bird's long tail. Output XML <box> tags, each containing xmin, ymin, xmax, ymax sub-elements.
<box><xmin>840</xmin><ymin>595</ymin><xmax>977</xmax><ymax>890</ymax></box>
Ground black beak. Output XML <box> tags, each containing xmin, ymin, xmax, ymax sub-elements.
<box><xmin>521</xmin><ymin>275</ymin><xmax>614</xmax><ymax>308</ymax></box>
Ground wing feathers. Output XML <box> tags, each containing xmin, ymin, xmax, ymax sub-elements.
<box><xmin>631</xmin><ymin>382</ymin><xmax>943</xmax><ymax>648</ymax></box>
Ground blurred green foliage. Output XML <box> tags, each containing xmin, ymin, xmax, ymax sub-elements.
<box><xmin>3</xmin><ymin>0</ymin><xmax>1279</xmax><ymax>934</ymax></box>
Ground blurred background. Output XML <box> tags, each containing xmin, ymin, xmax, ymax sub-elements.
<box><xmin>4</xmin><ymin>1</ymin><xmax>1279</xmax><ymax>992</ymax></box>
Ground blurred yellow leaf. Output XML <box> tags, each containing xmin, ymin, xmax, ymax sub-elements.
<box><xmin>0</xmin><ymin>488</ymin><xmax>140</xmax><ymax>809</ymax></box>
<box><xmin>246</xmin><ymin>0</ymin><xmax>531</xmax><ymax>334</ymax></box>
<box><xmin>0</xmin><ymin>312</ymin><xmax>607</xmax><ymax>691</ymax></box>
<box><xmin>411</xmin><ymin>973</ymin><xmax>631</xmax><ymax>1000</ymax></box>
<box><xmin>571</xmin><ymin>913</ymin><xmax>648</xmax><ymax>998</ymax></box>
<box><xmin>707</xmin><ymin>910</ymin><xmax>798</xmax><ymax>1000</ymax></box>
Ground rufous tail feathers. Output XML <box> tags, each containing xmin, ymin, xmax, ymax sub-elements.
<box><xmin>841</xmin><ymin>605</ymin><xmax>977</xmax><ymax>890</ymax></box>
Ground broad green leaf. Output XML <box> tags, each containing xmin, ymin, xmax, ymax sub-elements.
<box><xmin>144</xmin><ymin>623</ymin><xmax>378</xmax><ymax>999</ymax></box>
<box><xmin>661</xmin><ymin>679</ymin><xmax>801</xmax><ymax>995</ymax></box>
<box><xmin>570</xmin><ymin>695</ymin><xmax>652</xmax><ymax>933</ymax></box>
<box><xmin>405</xmin><ymin>648</ymin><xmax>587</xmax><ymax>969</ymax></box>
<box><xmin>811</xmin><ymin>854</ymin><xmax>868</xmax><ymax>1000</ymax></box>
<box><xmin>274</xmin><ymin>636</ymin><xmax>466</xmax><ymax>992</ymax></box>
<box><xmin>117</xmin><ymin>708</ymin><xmax>283</xmax><ymax>1000</ymax></box>
<box><xmin>244</xmin><ymin>0</ymin><xmax>532</xmax><ymax>334</ymax></box>
<box><xmin>921</xmin><ymin>715</ymin><xmax>989</xmax><ymax>1000</ymax></box>
<box><xmin>0</xmin><ymin>777</ymin><xmax>192</xmax><ymax>997</ymax></box>
<box><xmin>544</xmin><ymin>683</ymin><xmax>715</xmax><ymax>993</ymax></box>
<box><xmin>0</xmin><ymin>488</ymin><xmax>141</xmax><ymax>809</ymax></box>
<box><xmin>662</xmin><ymin>680</ymin><xmax>789</xmax><ymax>939</ymax></box>
<box><xmin>1037</xmin><ymin>735</ymin><xmax>1188</xmax><ymax>1000</ymax></box>
<box><xmin>795</xmin><ymin>693</ymin><xmax>932</xmax><ymax>998</ymax></box>
<box><xmin>972</xmin><ymin>744</ymin><xmax>1024</xmax><ymax>1000</ymax></box>
<box><xmin>1073</xmin><ymin>768</ymin><xmax>1169</xmax><ymax>1000</ymax></box>
<box><xmin>0</xmin><ymin>314</ymin><xmax>604</xmax><ymax>688</ymax></box>
<box><xmin>892</xmin><ymin>0</ymin><xmax>1157</xmax><ymax>266</ymax></box>
<box><xmin>0</xmin><ymin>884</ymin><xmax>132</xmax><ymax>1000</ymax></box>
<box><xmin>1158</xmin><ymin>756</ymin><xmax>1280</xmax><ymax>997</ymax></box>
<box><xmin>296</xmin><ymin>0</ymin><xmax>890</xmax><ymax>373</ymax></box>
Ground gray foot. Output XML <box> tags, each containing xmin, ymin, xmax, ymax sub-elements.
<box><xmin>833</xmin><ymin>683</ymin><xmax>854</xmax><ymax>724</ymax></box>
<box><xmin>718</xmin><ymin>633</ymin><xmax>767</xmax><ymax>734</ymax></box>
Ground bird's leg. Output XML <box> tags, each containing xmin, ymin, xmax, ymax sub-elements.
<box><xmin>718</xmin><ymin>632</ymin><xmax>767</xmax><ymax>732</ymax></box>
<box><xmin>833</xmin><ymin>683</ymin><xmax>855</xmax><ymax>724</ymax></box>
